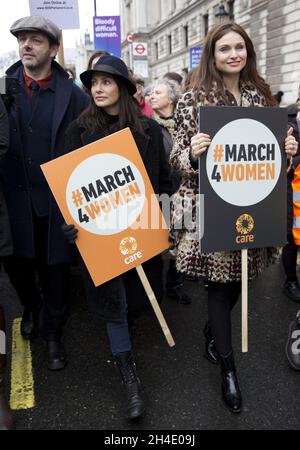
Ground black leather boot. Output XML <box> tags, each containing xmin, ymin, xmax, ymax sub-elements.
<box><xmin>114</xmin><ymin>351</ymin><xmax>144</xmax><ymax>420</ymax></box>
<box><xmin>0</xmin><ymin>307</ymin><xmax>13</xmax><ymax>430</ymax></box>
<box><xmin>282</xmin><ymin>279</ymin><xmax>300</xmax><ymax>303</ymax></box>
<box><xmin>203</xmin><ymin>321</ymin><xmax>219</xmax><ymax>364</ymax></box>
<box><xmin>220</xmin><ymin>352</ymin><xmax>242</xmax><ymax>413</ymax></box>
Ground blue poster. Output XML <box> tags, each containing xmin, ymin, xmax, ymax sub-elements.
<box><xmin>93</xmin><ymin>16</ymin><xmax>121</xmax><ymax>57</ymax></box>
<box><xmin>189</xmin><ymin>46</ymin><xmax>203</xmax><ymax>70</ymax></box>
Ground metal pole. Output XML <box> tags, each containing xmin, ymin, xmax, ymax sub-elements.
<box><xmin>129</xmin><ymin>43</ymin><xmax>133</xmax><ymax>70</ymax></box>
<box><xmin>94</xmin><ymin>0</ymin><xmax>97</xmax><ymax>16</ymax></box>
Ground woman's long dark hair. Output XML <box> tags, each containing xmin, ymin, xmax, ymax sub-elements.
<box><xmin>194</xmin><ymin>22</ymin><xmax>276</xmax><ymax>106</ymax></box>
<box><xmin>79</xmin><ymin>76</ymin><xmax>147</xmax><ymax>136</ymax></box>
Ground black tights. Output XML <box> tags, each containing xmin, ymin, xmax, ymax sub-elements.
<box><xmin>207</xmin><ymin>281</ymin><xmax>241</xmax><ymax>357</ymax></box>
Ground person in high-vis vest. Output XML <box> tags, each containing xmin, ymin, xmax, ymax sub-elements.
<box><xmin>282</xmin><ymin>104</ymin><xmax>300</xmax><ymax>301</ymax></box>
<box><xmin>285</xmin><ymin>110</ymin><xmax>300</xmax><ymax>371</ymax></box>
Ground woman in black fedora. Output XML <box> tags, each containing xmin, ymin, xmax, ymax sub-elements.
<box><xmin>62</xmin><ymin>55</ymin><xmax>173</xmax><ymax>421</ymax></box>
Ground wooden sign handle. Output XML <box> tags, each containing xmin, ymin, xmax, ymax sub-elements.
<box><xmin>241</xmin><ymin>249</ymin><xmax>248</xmax><ymax>353</ymax></box>
<box><xmin>135</xmin><ymin>265</ymin><xmax>175</xmax><ymax>348</ymax></box>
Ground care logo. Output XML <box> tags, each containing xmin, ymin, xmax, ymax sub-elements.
<box><xmin>119</xmin><ymin>236</ymin><xmax>143</xmax><ymax>265</ymax></box>
<box><xmin>235</xmin><ymin>214</ymin><xmax>255</xmax><ymax>244</ymax></box>
<box><xmin>119</xmin><ymin>237</ymin><xmax>138</xmax><ymax>256</ymax></box>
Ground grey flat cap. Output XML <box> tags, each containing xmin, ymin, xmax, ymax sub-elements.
<box><xmin>10</xmin><ymin>16</ymin><xmax>61</xmax><ymax>45</ymax></box>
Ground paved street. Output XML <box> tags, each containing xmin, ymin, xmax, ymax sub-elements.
<box><xmin>1</xmin><ymin>259</ymin><xmax>300</xmax><ymax>430</ymax></box>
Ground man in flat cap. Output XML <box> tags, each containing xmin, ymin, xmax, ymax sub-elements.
<box><xmin>1</xmin><ymin>16</ymin><xmax>89</xmax><ymax>370</ymax></box>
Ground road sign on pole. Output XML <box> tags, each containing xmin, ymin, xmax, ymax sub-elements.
<box><xmin>133</xmin><ymin>42</ymin><xmax>148</xmax><ymax>57</ymax></box>
<box><xmin>127</xmin><ymin>33</ymin><xmax>134</xmax><ymax>43</ymax></box>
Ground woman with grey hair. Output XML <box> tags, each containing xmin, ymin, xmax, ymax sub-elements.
<box><xmin>150</xmin><ymin>78</ymin><xmax>192</xmax><ymax>305</ymax></box>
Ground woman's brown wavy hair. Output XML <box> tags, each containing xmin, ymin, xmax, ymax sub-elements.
<box><xmin>193</xmin><ymin>22</ymin><xmax>276</xmax><ymax>106</ymax></box>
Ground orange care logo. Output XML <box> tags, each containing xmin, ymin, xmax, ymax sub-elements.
<box><xmin>119</xmin><ymin>237</ymin><xmax>143</xmax><ymax>265</ymax></box>
<box><xmin>119</xmin><ymin>237</ymin><xmax>138</xmax><ymax>256</ymax></box>
<box><xmin>235</xmin><ymin>214</ymin><xmax>255</xmax><ymax>244</ymax></box>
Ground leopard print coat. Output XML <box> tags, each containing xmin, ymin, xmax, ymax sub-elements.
<box><xmin>169</xmin><ymin>83</ymin><xmax>276</xmax><ymax>282</ymax></box>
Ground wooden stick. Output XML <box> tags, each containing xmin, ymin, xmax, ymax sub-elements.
<box><xmin>136</xmin><ymin>265</ymin><xmax>175</xmax><ymax>348</ymax></box>
<box><xmin>241</xmin><ymin>249</ymin><xmax>248</xmax><ymax>353</ymax></box>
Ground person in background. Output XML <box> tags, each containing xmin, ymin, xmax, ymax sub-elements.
<box><xmin>65</xmin><ymin>67</ymin><xmax>81</xmax><ymax>88</ymax></box>
<box><xmin>150</xmin><ymin>78</ymin><xmax>192</xmax><ymax>305</ymax></box>
<box><xmin>282</xmin><ymin>102</ymin><xmax>300</xmax><ymax>302</ymax></box>
<box><xmin>132</xmin><ymin>73</ymin><xmax>153</xmax><ymax>117</ymax></box>
<box><xmin>82</xmin><ymin>50</ymin><xmax>111</xmax><ymax>94</ymax></box>
<box><xmin>0</xmin><ymin>94</ymin><xmax>14</xmax><ymax>430</ymax></box>
<box><xmin>285</xmin><ymin>109</ymin><xmax>300</xmax><ymax>370</ymax></box>
<box><xmin>183</xmin><ymin>68</ymin><xmax>197</xmax><ymax>93</ymax></box>
<box><xmin>169</xmin><ymin>22</ymin><xmax>298</xmax><ymax>414</ymax></box>
<box><xmin>143</xmin><ymin>85</ymin><xmax>153</xmax><ymax>105</ymax></box>
<box><xmin>163</xmin><ymin>71</ymin><xmax>183</xmax><ymax>87</ymax></box>
<box><xmin>87</xmin><ymin>50</ymin><xmax>110</xmax><ymax>70</ymax></box>
<box><xmin>1</xmin><ymin>16</ymin><xmax>89</xmax><ymax>371</ymax></box>
<box><xmin>62</xmin><ymin>55</ymin><xmax>172</xmax><ymax>421</ymax></box>
<box><xmin>65</xmin><ymin>67</ymin><xmax>76</xmax><ymax>80</ymax></box>
<box><xmin>273</xmin><ymin>90</ymin><xmax>284</xmax><ymax>105</ymax></box>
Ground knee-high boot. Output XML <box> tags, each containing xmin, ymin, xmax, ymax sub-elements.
<box><xmin>114</xmin><ymin>351</ymin><xmax>145</xmax><ymax>420</ymax></box>
<box><xmin>220</xmin><ymin>351</ymin><xmax>242</xmax><ymax>413</ymax></box>
<box><xmin>0</xmin><ymin>306</ymin><xmax>13</xmax><ymax>430</ymax></box>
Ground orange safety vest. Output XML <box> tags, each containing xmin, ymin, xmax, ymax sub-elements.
<box><xmin>292</xmin><ymin>162</ymin><xmax>300</xmax><ymax>245</ymax></box>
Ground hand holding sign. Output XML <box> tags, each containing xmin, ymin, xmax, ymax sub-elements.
<box><xmin>191</xmin><ymin>133</ymin><xmax>211</xmax><ymax>159</ymax></box>
<box><xmin>285</xmin><ymin>127</ymin><xmax>298</xmax><ymax>159</ymax></box>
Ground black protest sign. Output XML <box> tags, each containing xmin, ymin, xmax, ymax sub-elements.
<box><xmin>198</xmin><ymin>106</ymin><xmax>287</xmax><ymax>252</ymax></box>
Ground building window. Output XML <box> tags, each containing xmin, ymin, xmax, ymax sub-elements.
<box><xmin>173</xmin><ymin>28</ymin><xmax>179</xmax><ymax>48</ymax></box>
<box><xmin>203</xmin><ymin>13</ymin><xmax>209</xmax><ymax>37</ymax></box>
<box><xmin>155</xmin><ymin>42</ymin><xmax>158</xmax><ymax>60</ymax></box>
<box><xmin>184</xmin><ymin>25</ymin><xmax>189</xmax><ymax>47</ymax></box>
<box><xmin>168</xmin><ymin>34</ymin><xmax>172</xmax><ymax>54</ymax></box>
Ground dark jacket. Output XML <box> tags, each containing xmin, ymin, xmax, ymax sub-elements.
<box><xmin>0</xmin><ymin>97</ymin><xmax>13</xmax><ymax>258</ymax></box>
<box><xmin>65</xmin><ymin>117</ymin><xmax>173</xmax><ymax>321</ymax></box>
<box><xmin>0</xmin><ymin>60</ymin><xmax>89</xmax><ymax>265</ymax></box>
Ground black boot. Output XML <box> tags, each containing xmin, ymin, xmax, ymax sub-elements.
<box><xmin>0</xmin><ymin>307</ymin><xmax>13</xmax><ymax>430</ymax></box>
<box><xmin>282</xmin><ymin>279</ymin><xmax>300</xmax><ymax>303</ymax></box>
<box><xmin>220</xmin><ymin>352</ymin><xmax>242</xmax><ymax>414</ymax></box>
<box><xmin>203</xmin><ymin>321</ymin><xmax>219</xmax><ymax>364</ymax></box>
<box><xmin>114</xmin><ymin>351</ymin><xmax>144</xmax><ymax>420</ymax></box>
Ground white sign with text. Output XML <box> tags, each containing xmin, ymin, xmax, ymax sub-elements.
<box><xmin>29</xmin><ymin>0</ymin><xmax>80</xmax><ymax>29</ymax></box>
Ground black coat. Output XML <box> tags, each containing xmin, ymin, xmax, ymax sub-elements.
<box><xmin>0</xmin><ymin>97</ymin><xmax>12</xmax><ymax>258</ymax></box>
<box><xmin>0</xmin><ymin>61</ymin><xmax>89</xmax><ymax>265</ymax></box>
<box><xmin>65</xmin><ymin>117</ymin><xmax>173</xmax><ymax>321</ymax></box>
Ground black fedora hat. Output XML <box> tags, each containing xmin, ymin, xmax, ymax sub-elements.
<box><xmin>80</xmin><ymin>55</ymin><xmax>136</xmax><ymax>96</ymax></box>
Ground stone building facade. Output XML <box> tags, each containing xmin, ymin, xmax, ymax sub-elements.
<box><xmin>120</xmin><ymin>0</ymin><xmax>300</xmax><ymax>105</ymax></box>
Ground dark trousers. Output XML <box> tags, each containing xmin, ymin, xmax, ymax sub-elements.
<box><xmin>166</xmin><ymin>259</ymin><xmax>184</xmax><ymax>290</ymax></box>
<box><xmin>105</xmin><ymin>279</ymin><xmax>131</xmax><ymax>357</ymax></box>
<box><xmin>282</xmin><ymin>235</ymin><xmax>299</xmax><ymax>281</ymax></box>
<box><xmin>106</xmin><ymin>315</ymin><xmax>131</xmax><ymax>357</ymax></box>
<box><xmin>207</xmin><ymin>281</ymin><xmax>241</xmax><ymax>357</ymax></box>
<box><xmin>3</xmin><ymin>214</ymin><xmax>70</xmax><ymax>340</ymax></box>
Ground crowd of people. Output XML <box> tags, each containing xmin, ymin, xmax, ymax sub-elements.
<box><xmin>0</xmin><ymin>14</ymin><xmax>300</xmax><ymax>429</ymax></box>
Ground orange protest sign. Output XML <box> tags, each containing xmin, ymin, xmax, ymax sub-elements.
<box><xmin>41</xmin><ymin>128</ymin><xmax>170</xmax><ymax>286</ymax></box>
